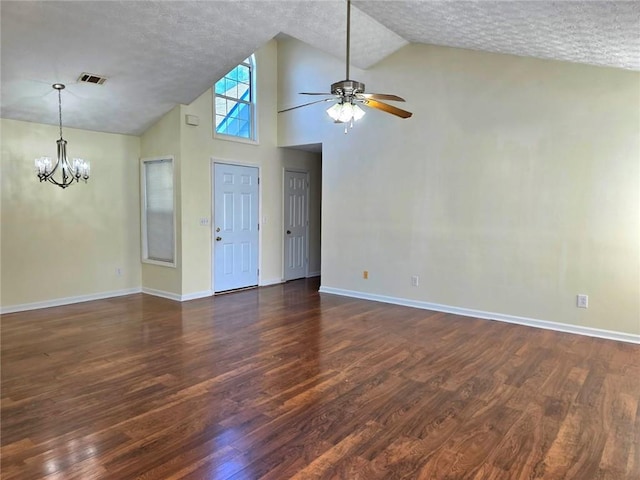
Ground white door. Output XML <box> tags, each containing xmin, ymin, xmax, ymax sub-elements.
<box><xmin>284</xmin><ymin>170</ymin><xmax>309</xmax><ymax>281</ymax></box>
<box><xmin>213</xmin><ymin>163</ymin><xmax>259</xmax><ymax>292</ymax></box>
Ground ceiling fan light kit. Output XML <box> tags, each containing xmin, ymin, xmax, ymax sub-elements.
<box><xmin>278</xmin><ymin>0</ymin><xmax>412</xmax><ymax>133</ymax></box>
<box><xmin>327</xmin><ymin>102</ymin><xmax>366</xmax><ymax>124</ymax></box>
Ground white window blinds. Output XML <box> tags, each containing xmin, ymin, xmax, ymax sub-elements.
<box><xmin>142</xmin><ymin>158</ymin><xmax>174</xmax><ymax>264</ymax></box>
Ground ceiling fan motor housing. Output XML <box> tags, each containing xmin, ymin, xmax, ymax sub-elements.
<box><xmin>331</xmin><ymin>80</ymin><xmax>365</xmax><ymax>98</ymax></box>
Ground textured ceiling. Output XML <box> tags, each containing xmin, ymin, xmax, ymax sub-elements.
<box><xmin>1</xmin><ymin>1</ymin><xmax>638</xmax><ymax>136</ymax></box>
<box><xmin>355</xmin><ymin>1</ymin><xmax>640</xmax><ymax>71</ymax></box>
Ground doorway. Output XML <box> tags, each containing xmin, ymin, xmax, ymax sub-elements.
<box><xmin>213</xmin><ymin>162</ymin><xmax>259</xmax><ymax>292</ymax></box>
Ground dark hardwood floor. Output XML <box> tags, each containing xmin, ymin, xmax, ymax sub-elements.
<box><xmin>1</xmin><ymin>278</ymin><xmax>639</xmax><ymax>479</ymax></box>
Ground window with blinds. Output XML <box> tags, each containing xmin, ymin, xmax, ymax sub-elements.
<box><xmin>141</xmin><ymin>157</ymin><xmax>175</xmax><ymax>266</ymax></box>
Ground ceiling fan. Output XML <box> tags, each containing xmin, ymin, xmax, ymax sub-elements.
<box><xmin>278</xmin><ymin>0</ymin><xmax>412</xmax><ymax>132</ymax></box>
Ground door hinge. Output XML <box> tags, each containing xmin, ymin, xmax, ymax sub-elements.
<box><xmin>258</xmin><ymin>177</ymin><xmax>260</xmax><ymax>185</ymax></box>
<box><xmin>258</xmin><ymin>223</ymin><xmax>260</xmax><ymax>231</ymax></box>
<box><xmin>257</xmin><ymin>268</ymin><xmax>260</xmax><ymax>275</ymax></box>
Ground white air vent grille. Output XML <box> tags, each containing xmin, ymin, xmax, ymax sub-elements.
<box><xmin>78</xmin><ymin>73</ymin><xmax>107</xmax><ymax>85</ymax></box>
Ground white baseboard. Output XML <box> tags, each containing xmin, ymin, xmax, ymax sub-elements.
<box><xmin>141</xmin><ymin>287</ymin><xmax>182</xmax><ymax>301</ymax></box>
<box><xmin>181</xmin><ymin>290</ymin><xmax>214</xmax><ymax>301</ymax></box>
<box><xmin>318</xmin><ymin>286</ymin><xmax>640</xmax><ymax>345</ymax></box>
<box><xmin>0</xmin><ymin>288</ymin><xmax>143</xmax><ymax>314</ymax></box>
<box><xmin>260</xmin><ymin>278</ymin><xmax>284</xmax><ymax>287</ymax></box>
<box><xmin>307</xmin><ymin>271</ymin><xmax>321</xmax><ymax>278</ymax></box>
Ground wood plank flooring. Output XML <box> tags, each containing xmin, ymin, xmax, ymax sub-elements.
<box><xmin>1</xmin><ymin>278</ymin><xmax>639</xmax><ymax>479</ymax></box>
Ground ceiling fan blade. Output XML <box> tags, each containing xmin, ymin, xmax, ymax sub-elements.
<box><xmin>278</xmin><ymin>98</ymin><xmax>334</xmax><ymax>113</ymax></box>
<box><xmin>364</xmin><ymin>99</ymin><xmax>413</xmax><ymax>119</ymax></box>
<box><xmin>300</xmin><ymin>92</ymin><xmax>336</xmax><ymax>96</ymax></box>
<box><xmin>358</xmin><ymin>93</ymin><xmax>406</xmax><ymax>102</ymax></box>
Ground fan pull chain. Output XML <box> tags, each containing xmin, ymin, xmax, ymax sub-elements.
<box><xmin>344</xmin><ymin>117</ymin><xmax>355</xmax><ymax>134</ymax></box>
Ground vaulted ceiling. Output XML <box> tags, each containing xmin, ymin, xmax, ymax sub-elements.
<box><xmin>1</xmin><ymin>1</ymin><xmax>638</xmax><ymax>136</ymax></box>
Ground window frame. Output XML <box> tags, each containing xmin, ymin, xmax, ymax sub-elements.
<box><xmin>213</xmin><ymin>55</ymin><xmax>258</xmax><ymax>143</ymax></box>
<box><xmin>140</xmin><ymin>156</ymin><xmax>177</xmax><ymax>268</ymax></box>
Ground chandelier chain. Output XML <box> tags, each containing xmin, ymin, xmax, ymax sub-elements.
<box><xmin>58</xmin><ymin>88</ymin><xmax>63</xmax><ymax>139</ymax></box>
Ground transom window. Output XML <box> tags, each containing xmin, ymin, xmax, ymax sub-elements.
<box><xmin>214</xmin><ymin>55</ymin><xmax>255</xmax><ymax>140</ymax></box>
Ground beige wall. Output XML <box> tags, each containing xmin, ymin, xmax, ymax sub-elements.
<box><xmin>144</xmin><ymin>39</ymin><xmax>322</xmax><ymax>296</ymax></box>
<box><xmin>140</xmin><ymin>105</ymin><xmax>183</xmax><ymax>295</ymax></box>
<box><xmin>1</xmin><ymin>118</ymin><xmax>141</xmax><ymax>308</ymax></box>
<box><xmin>278</xmin><ymin>38</ymin><xmax>640</xmax><ymax>337</ymax></box>
<box><xmin>7</xmin><ymin>37</ymin><xmax>634</xmax><ymax>339</ymax></box>
<box><xmin>1</xmin><ymin>39</ymin><xmax>322</xmax><ymax>308</ymax></box>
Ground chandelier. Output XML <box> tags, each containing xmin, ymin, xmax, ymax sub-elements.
<box><xmin>35</xmin><ymin>84</ymin><xmax>90</xmax><ymax>188</ymax></box>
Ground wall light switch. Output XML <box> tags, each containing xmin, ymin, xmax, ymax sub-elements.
<box><xmin>199</xmin><ymin>217</ymin><xmax>210</xmax><ymax>226</ymax></box>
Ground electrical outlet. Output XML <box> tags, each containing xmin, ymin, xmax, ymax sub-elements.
<box><xmin>577</xmin><ymin>294</ymin><xmax>588</xmax><ymax>308</ymax></box>
<box><xmin>411</xmin><ymin>275</ymin><xmax>419</xmax><ymax>287</ymax></box>
<box><xmin>363</xmin><ymin>270</ymin><xmax>368</xmax><ymax>280</ymax></box>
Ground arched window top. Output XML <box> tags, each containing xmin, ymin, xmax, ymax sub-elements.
<box><xmin>214</xmin><ymin>55</ymin><xmax>256</xmax><ymax>141</ymax></box>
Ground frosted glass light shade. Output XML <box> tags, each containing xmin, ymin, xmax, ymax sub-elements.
<box><xmin>326</xmin><ymin>102</ymin><xmax>365</xmax><ymax>123</ymax></box>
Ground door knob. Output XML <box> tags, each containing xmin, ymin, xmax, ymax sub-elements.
<box><xmin>216</xmin><ymin>236</ymin><xmax>222</xmax><ymax>241</ymax></box>
<box><xmin>286</xmin><ymin>230</ymin><xmax>291</xmax><ymax>235</ymax></box>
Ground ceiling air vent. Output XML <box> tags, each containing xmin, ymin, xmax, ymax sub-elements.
<box><xmin>78</xmin><ymin>72</ymin><xmax>107</xmax><ymax>85</ymax></box>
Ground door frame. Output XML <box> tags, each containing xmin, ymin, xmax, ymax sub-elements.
<box><xmin>283</xmin><ymin>168</ymin><xmax>310</xmax><ymax>281</ymax></box>
<box><xmin>211</xmin><ymin>158</ymin><xmax>262</xmax><ymax>293</ymax></box>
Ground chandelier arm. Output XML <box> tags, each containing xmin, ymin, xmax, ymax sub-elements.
<box><xmin>62</xmin><ymin>162</ymin><xmax>69</xmax><ymax>185</ymax></box>
<box><xmin>51</xmin><ymin>168</ymin><xmax>77</xmax><ymax>187</ymax></box>
<box><xmin>48</xmin><ymin>138</ymin><xmax>67</xmax><ymax>180</ymax></box>
<box><xmin>47</xmin><ymin>176</ymin><xmax>62</xmax><ymax>187</ymax></box>
<box><xmin>47</xmin><ymin>175</ymin><xmax>72</xmax><ymax>188</ymax></box>
<box><xmin>44</xmin><ymin>160</ymin><xmax>76</xmax><ymax>188</ymax></box>
<box><xmin>46</xmin><ymin>157</ymin><xmax>61</xmax><ymax>178</ymax></box>
<box><xmin>42</xmin><ymin>169</ymin><xmax>77</xmax><ymax>187</ymax></box>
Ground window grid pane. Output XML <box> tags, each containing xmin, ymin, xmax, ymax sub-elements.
<box><xmin>214</xmin><ymin>55</ymin><xmax>254</xmax><ymax>140</ymax></box>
